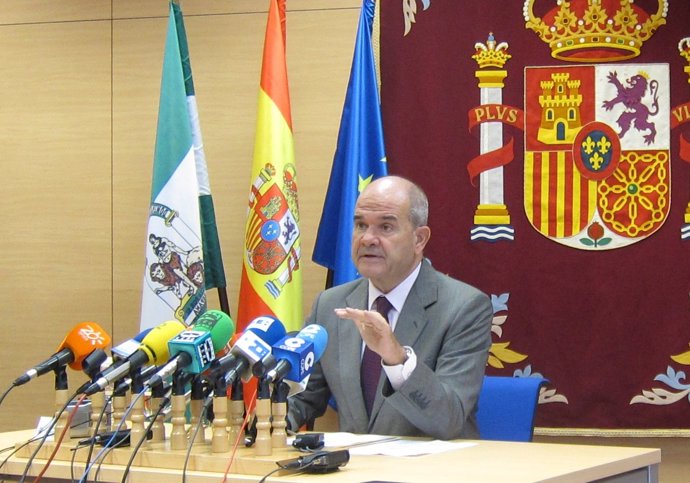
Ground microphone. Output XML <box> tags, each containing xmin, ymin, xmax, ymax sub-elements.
<box><xmin>82</xmin><ymin>320</ymin><xmax>185</xmax><ymax>395</ymax></box>
<box><xmin>13</xmin><ymin>322</ymin><xmax>111</xmax><ymax>387</ymax></box>
<box><xmin>264</xmin><ymin>324</ymin><xmax>328</xmax><ymax>384</ymax></box>
<box><xmin>110</xmin><ymin>328</ymin><xmax>152</xmax><ymax>361</ymax></box>
<box><xmin>113</xmin><ymin>364</ymin><xmax>160</xmax><ymax>395</ymax></box>
<box><xmin>80</xmin><ymin>348</ymin><xmax>109</xmax><ymax>381</ymax></box>
<box><xmin>146</xmin><ymin>310</ymin><xmax>236</xmax><ymax>387</ymax></box>
<box><xmin>209</xmin><ymin>315</ymin><xmax>286</xmax><ymax>385</ymax></box>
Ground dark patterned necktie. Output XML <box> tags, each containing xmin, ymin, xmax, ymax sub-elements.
<box><xmin>360</xmin><ymin>296</ymin><xmax>393</xmax><ymax>416</ymax></box>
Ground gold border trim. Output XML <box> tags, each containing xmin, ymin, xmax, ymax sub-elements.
<box><xmin>535</xmin><ymin>427</ymin><xmax>690</xmax><ymax>438</ymax></box>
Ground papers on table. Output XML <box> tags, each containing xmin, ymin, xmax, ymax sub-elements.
<box><xmin>322</xmin><ymin>432</ymin><xmax>477</xmax><ymax>457</ymax></box>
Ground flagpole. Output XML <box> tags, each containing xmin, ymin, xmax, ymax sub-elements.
<box><xmin>217</xmin><ymin>288</ymin><xmax>230</xmax><ymax>317</ymax></box>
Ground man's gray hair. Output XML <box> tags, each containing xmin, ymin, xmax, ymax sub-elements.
<box><xmin>407</xmin><ymin>181</ymin><xmax>428</xmax><ymax>228</ymax></box>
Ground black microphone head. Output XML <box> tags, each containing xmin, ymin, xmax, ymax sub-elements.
<box><xmin>252</xmin><ymin>354</ymin><xmax>277</xmax><ymax>379</ymax></box>
<box><xmin>81</xmin><ymin>349</ymin><xmax>108</xmax><ymax>379</ymax></box>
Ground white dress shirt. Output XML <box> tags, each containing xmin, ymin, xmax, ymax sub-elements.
<box><xmin>366</xmin><ymin>262</ymin><xmax>421</xmax><ymax>390</ymax></box>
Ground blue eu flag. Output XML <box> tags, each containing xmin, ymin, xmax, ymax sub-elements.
<box><xmin>312</xmin><ymin>0</ymin><xmax>388</xmax><ymax>287</ymax></box>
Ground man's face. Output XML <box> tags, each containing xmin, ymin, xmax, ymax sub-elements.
<box><xmin>351</xmin><ymin>183</ymin><xmax>423</xmax><ymax>293</ymax></box>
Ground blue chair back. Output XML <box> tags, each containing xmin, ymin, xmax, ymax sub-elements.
<box><xmin>476</xmin><ymin>376</ymin><xmax>547</xmax><ymax>442</ymax></box>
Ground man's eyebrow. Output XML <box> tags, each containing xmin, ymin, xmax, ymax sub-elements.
<box><xmin>353</xmin><ymin>214</ymin><xmax>398</xmax><ymax>221</ymax></box>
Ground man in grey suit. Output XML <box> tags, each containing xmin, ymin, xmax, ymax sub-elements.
<box><xmin>287</xmin><ymin>176</ymin><xmax>493</xmax><ymax>440</ymax></box>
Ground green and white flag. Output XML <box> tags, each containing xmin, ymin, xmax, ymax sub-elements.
<box><xmin>173</xmin><ymin>2</ymin><xmax>227</xmax><ymax>293</ymax></box>
<box><xmin>140</xmin><ymin>3</ymin><xmax>207</xmax><ymax>330</ymax></box>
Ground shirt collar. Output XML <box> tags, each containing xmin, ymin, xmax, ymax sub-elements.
<box><xmin>368</xmin><ymin>262</ymin><xmax>422</xmax><ymax>313</ymax></box>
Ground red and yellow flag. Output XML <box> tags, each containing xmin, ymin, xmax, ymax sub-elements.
<box><xmin>237</xmin><ymin>0</ymin><xmax>302</xmax><ymax>333</ymax></box>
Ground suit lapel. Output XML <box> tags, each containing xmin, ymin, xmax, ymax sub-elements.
<box><xmin>338</xmin><ymin>281</ymin><xmax>370</xmax><ymax>428</ymax></box>
<box><xmin>368</xmin><ymin>260</ymin><xmax>439</xmax><ymax>423</ymax></box>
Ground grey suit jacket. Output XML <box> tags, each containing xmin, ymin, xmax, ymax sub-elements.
<box><xmin>288</xmin><ymin>259</ymin><xmax>493</xmax><ymax>440</ymax></box>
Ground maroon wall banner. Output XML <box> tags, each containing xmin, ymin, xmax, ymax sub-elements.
<box><xmin>380</xmin><ymin>0</ymin><xmax>690</xmax><ymax>432</ymax></box>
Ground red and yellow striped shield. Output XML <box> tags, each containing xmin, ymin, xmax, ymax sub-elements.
<box><xmin>524</xmin><ymin>64</ymin><xmax>670</xmax><ymax>249</ymax></box>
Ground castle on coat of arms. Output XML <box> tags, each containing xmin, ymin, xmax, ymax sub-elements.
<box><xmin>537</xmin><ymin>72</ymin><xmax>583</xmax><ymax>145</ymax></box>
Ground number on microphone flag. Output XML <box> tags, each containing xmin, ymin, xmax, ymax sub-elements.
<box><xmin>140</xmin><ymin>2</ymin><xmax>208</xmax><ymax>330</ymax></box>
<box><xmin>312</xmin><ymin>0</ymin><xmax>388</xmax><ymax>287</ymax></box>
<box><xmin>237</xmin><ymin>0</ymin><xmax>303</xmax><ymax>333</ymax></box>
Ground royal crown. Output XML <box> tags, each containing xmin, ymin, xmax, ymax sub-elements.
<box><xmin>472</xmin><ymin>33</ymin><xmax>511</xmax><ymax>69</ymax></box>
<box><xmin>680</xmin><ymin>37</ymin><xmax>690</xmax><ymax>64</ymax></box>
<box><xmin>523</xmin><ymin>0</ymin><xmax>668</xmax><ymax>63</ymax></box>
<box><xmin>679</xmin><ymin>37</ymin><xmax>690</xmax><ymax>83</ymax></box>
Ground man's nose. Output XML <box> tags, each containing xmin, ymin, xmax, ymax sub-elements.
<box><xmin>360</xmin><ymin>228</ymin><xmax>379</xmax><ymax>244</ymax></box>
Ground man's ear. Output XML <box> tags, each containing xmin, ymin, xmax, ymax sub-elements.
<box><xmin>415</xmin><ymin>226</ymin><xmax>431</xmax><ymax>250</ymax></box>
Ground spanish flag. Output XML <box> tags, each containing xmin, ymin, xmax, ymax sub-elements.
<box><xmin>237</xmin><ymin>0</ymin><xmax>302</xmax><ymax>332</ymax></box>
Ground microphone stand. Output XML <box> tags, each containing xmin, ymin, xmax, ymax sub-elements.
<box><xmin>128</xmin><ymin>368</ymin><xmax>147</xmax><ymax>449</ymax></box>
<box><xmin>53</xmin><ymin>365</ymin><xmax>69</xmax><ymax>438</ymax></box>
<box><xmin>271</xmin><ymin>379</ymin><xmax>289</xmax><ymax>449</ymax></box>
<box><xmin>170</xmin><ymin>370</ymin><xmax>188</xmax><ymax>450</ymax></box>
<box><xmin>228</xmin><ymin>378</ymin><xmax>245</xmax><ymax>448</ymax></box>
<box><xmin>111</xmin><ymin>377</ymin><xmax>129</xmax><ymax>430</ymax></box>
<box><xmin>149</xmin><ymin>378</ymin><xmax>167</xmax><ymax>443</ymax></box>
<box><xmin>211</xmin><ymin>372</ymin><xmax>229</xmax><ymax>453</ymax></box>
<box><xmin>80</xmin><ymin>348</ymin><xmax>108</xmax><ymax>437</ymax></box>
<box><xmin>189</xmin><ymin>375</ymin><xmax>206</xmax><ymax>446</ymax></box>
<box><xmin>254</xmin><ymin>377</ymin><xmax>272</xmax><ymax>456</ymax></box>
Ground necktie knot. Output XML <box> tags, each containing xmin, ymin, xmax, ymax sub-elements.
<box><xmin>374</xmin><ymin>296</ymin><xmax>393</xmax><ymax>321</ymax></box>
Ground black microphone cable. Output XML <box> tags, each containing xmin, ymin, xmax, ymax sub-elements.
<box><xmin>182</xmin><ymin>376</ymin><xmax>213</xmax><ymax>483</ymax></box>
<box><xmin>78</xmin><ymin>361</ymin><xmax>162</xmax><ymax>483</ymax></box>
<box><xmin>0</xmin><ymin>433</ymin><xmax>44</xmax><ymax>476</ymax></box>
<box><xmin>119</xmin><ymin>390</ymin><xmax>170</xmax><ymax>483</ymax></box>
<box><xmin>18</xmin><ymin>368</ymin><xmax>79</xmax><ymax>483</ymax></box>
<box><xmin>91</xmin><ymin>427</ymin><xmax>131</xmax><ymax>483</ymax></box>
<box><xmin>73</xmin><ymin>391</ymin><xmax>114</xmax><ymax>483</ymax></box>
<box><xmin>78</xmin><ymin>386</ymin><xmax>147</xmax><ymax>483</ymax></box>
<box><xmin>258</xmin><ymin>466</ymin><xmax>284</xmax><ymax>483</ymax></box>
<box><xmin>0</xmin><ymin>416</ymin><xmax>92</xmax><ymax>481</ymax></box>
<box><xmin>0</xmin><ymin>383</ymin><xmax>15</xmax><ymax>409</ymax></box>
<box><xmin>91</xmin><ymin>359</ymin><xmax>163</xmax><ymax>483</ymax></box>
<box><xmin>20</xmin><ymin>348</ymin><xmax>108</xmax><ymax>483</ymax></box>
<box><xmin>34</xmin><ymin>392</ymin><xmax>89</xmax><ymax>483</ymax></box>
<box><xmin>221</xmin><ymin>382</ymin><xmax>258</xmax><ymax>483</ymax></box>
<box><xmin>258</xmin><ymin>452</ymin><xmax>327</xmax><ymax>483</ymax></box>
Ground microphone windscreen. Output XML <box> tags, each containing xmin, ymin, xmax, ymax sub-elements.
<box><xmin>166</xmin><ymin>312</ymin><xmax>235</xmax><ymax>374</ymax></box>
<box><xmin>111</xmin><ymin>328</ymin><xmax>153</xmax><ymax>360</ymax></box>
<box><xmin>139</xmin><ymin>320</ymin><xmax>186</xmax><ymax>363</ymax></box>
<box><xmin>246</xmin><ymin>315</ymin><xmax>286</xmax><ymax>345</ymax></box>
<box><xmin>193</xmin><ymin>310</ymin><xmax>236</xmax><ymax>351</ymax></box>
<box><xmin>297</xmin><ymin>324</ymin><xmax>328</xmax><ymax>361</ymax></box>
<box><xmin>58</xmin><ymin>321</ymin><xmax>111</xmax><ymax>371</ymax></box>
